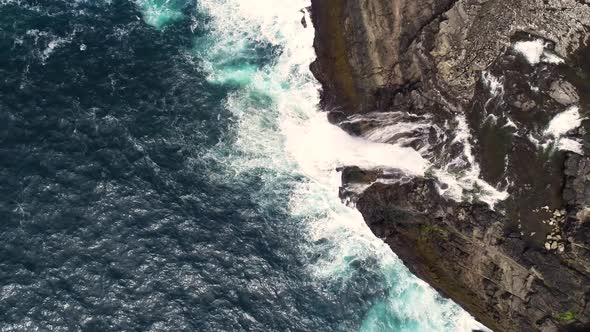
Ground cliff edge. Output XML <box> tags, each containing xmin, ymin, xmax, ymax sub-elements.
<box><xmin>310</xmin><ymin>0</ymin><xmax>590</xmax><ymax>331</ymax></box>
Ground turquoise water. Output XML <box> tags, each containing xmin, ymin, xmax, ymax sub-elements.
<box><xmin>135</xmin><ymin>0</ymin><xmax>187</xmax><ymax>29</ymax></box>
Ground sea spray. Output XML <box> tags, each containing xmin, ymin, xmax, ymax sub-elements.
<box><xmin>197</xmin><ymin>0</ymin><xmax>490</xmax><ymax>330</ymax></box>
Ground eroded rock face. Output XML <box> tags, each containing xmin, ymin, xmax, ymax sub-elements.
<box><xmin>345</xmin><ymin>171</ymin><xmax>590</xmax><ymax>332</ymax></box>
<box><xmin>310</xmin><ymin>0</ymin><xmax>590</xmax><ymax>331</ymax></box>
<box><xmin>311</xmin><ymin>0</ymin><xmax>590</xmax><ymax>115</ymax></box>
<box><xmin>310</xmin><ymin>0</ymin><xmax>457</xmax><ymax>113</ymax></box>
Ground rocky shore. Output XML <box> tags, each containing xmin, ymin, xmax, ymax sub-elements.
<box><xmin>309</xmin><ymin>0</ymin><xmax>590</xmax><ymax>331</ymax></box>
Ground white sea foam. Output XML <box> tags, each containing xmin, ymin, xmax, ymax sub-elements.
<box><xmin>436</xmin><ymin>114</ymin><xmax>508</xmax><ymax>206</ymax></box>
<box><xmin>503</xmin><ymin>117</ymin><xmax>518</xmax><ymax>129</ymax></box>
<box><xmin>543</xmin><ymin>106</ymin><xmax>586</xmax><ymax>154</ymax></box>
<box><xmin>526</xmin><ymin>106</ymin><xmax>586</xmax><ymax>154</ymax></box>
<box><xmin>42</xmin><ymin>38</ymin><xmax>69</xmax><ymax>60</ymax></box>
<box><xmin>542</xmin><ymin>51</ymin><xmax>564</xmax><ymax>64</ymax></box>
<box><xmin>559</xmin><ymin>138</ymin><xmax>584</xmax><ymax>154</ymax></box>
<box><xmin>544</xmin><ymin>106</ymin><xmax>583</xmax><ymax>138</ymax></box>
<box><xmin>482</xmin><ymin>71</ymin><xmax>504</xmax><ymax>97</ymax></box>
<box><xmin>197</xmin><ymin>0</ymin><xmax>490</xmax><ymax>330</ymax></box>
<box><xmin>343</xmin><ymin>111</ymin><xmax>434</xmax><ymax>153</ymax></box>
<box><xmin>513</xmin><ymin>39</ymin><xmax>565</xmax><ymax>65</ymax></box>
<box><xmin>513</xmin><ymin>39</ymin><xmax>545</xmax><ymax>64</ymax></box>
<box><xmin>347</xmin><ymin>111</ymin><xmax>508</xmax><ymax>207</ymax></box>
<box><xmin>24</xmin><ymin>29</ymin><xmax>73</xmax><ymax>64</ymax></box>
<box><xmin>285</xmin><ymin>112</ymin><xmax>428</xmax><ymax>179</ymax></box>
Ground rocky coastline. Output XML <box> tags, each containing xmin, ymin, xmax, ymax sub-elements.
<box><xmin>309</xmin><ymin>1</ymin><xmax>590</xmax><ymax>331</ymax></box>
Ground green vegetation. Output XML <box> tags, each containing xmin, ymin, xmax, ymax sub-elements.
<box><xmin>420</xmin><ymin>225</ymin><xmax>448</xmax><ymax>238</ymax></box>
<box><xmin>554</xmin><ymin>310</ymin><xmax>577</xmax><ymax>322</ymax></box>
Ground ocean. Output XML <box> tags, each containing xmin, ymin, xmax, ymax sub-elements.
<box><xmin>0</xmin><ymin>1</ymin><xmax>487</xmax><ymax>331</ymax></box>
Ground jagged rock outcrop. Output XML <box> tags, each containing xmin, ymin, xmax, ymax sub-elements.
<box><xmin>310</xmin><ymin>0</ymin><xmax>590</xmax><ymax>331</ymax></box>
<box><xmin>310</xmin><ymin>0</ymin><xmax>457</xmax><ymax>113</ymax></box>
<box><xmin>311</xmin><ymin>0</ymin><xmax>590</xmax><ymax>114</ymax></box>
<box><xmin>340</xmin><ymin>167</ymin><xmax>590</xmax><ymax>332</ymax></box>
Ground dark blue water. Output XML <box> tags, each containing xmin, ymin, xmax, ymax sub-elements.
<box><xmin>0</xmin><ymin>1</ymin><xmax>483</xmax><ymax>331</ymax></box>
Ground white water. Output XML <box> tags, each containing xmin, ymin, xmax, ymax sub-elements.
<box><xmin>558</xmin><ymin>138</ymin><xmax>584</xmax><ymax>154</ymax></box>
<box><xmin>542</xmin><ymin>106</ymin><xmax>585</xmax><ymax>155</ymax></box>
<box><xmin>513</xmin><ymin>40</ymin><xmax>545</xmax><ymax>64</ymax></box>
<box><xmin>433</xmin><ymin>114</ymin><xmax>508</xmax><ymax>207</ymax></box>
<box><xmin>545</xmin><ymin>106</ymin><xmax>583</xmax><ymax>138</ymax></box>
<box><xmin>23</xmin><ymin>29</ymin><xmax>74</xmax><ymax>64</ymax></box>
<box><xmin>513</xmin><ymin>39</ymin><xmax>564</xmax><ymax>65</ymax></box>
<box><xmin>340</xmin><ymin>112</ymin><xmax>435</xmax><ymax>156</ymax></box>
<box><xmin>186</xmin><ymin>0</ymin><xmax>491</xmax><ymax>330</ymax></box>
<box><xmin>481</xmin><ymin>71</ymin><xmax>504</xmax><ymax>99</ymax></box>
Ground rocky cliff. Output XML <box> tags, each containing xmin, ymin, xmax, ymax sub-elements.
<box><xmin>310</xmin><ymin>0</ymin><xmax>590</xmax><ymax>331</ymax></box>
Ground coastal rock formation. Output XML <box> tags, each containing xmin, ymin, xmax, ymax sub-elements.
<box><xmin>310</xmin><ymin>0</ymin><xmax>590</xmax><ymax>331</ymax></box>
<box><xmin>340</xmin><ymin>167</ymin><xmax>590</xmax><ymax>332</ymax></box>
<box><xmin>310</xmin><ymin>0</ymin><xmax>456</xmax><ymax>113</ymax></box>
<box><xmin>311</xmin><ymin>0</ymin><xmax>590</xmax><ymax>114</ymax></box>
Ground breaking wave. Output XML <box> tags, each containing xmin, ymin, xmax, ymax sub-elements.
<box><xmin>193</xmin><ymin>0</ymin><xmax>490</xmax><ymax>331</ymax></box>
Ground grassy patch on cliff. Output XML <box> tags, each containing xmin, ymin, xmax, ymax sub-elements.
<box><xmin>420</xmin><ymin>224</ymin><xmax>448</xmax><ymax>239</ymax></box>
<box><xmin>554</xmin><ymin>310</ymin><xmax>577</xmax><ymax>322</ymax></box>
